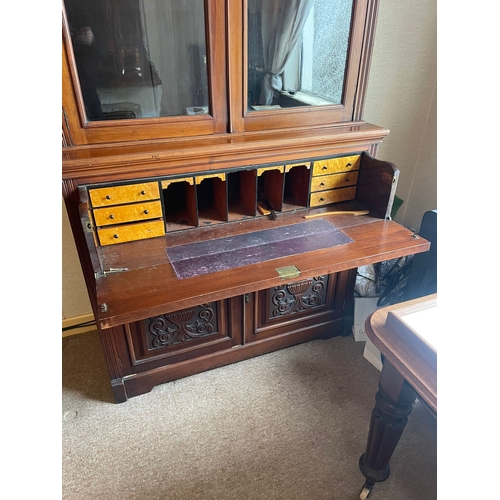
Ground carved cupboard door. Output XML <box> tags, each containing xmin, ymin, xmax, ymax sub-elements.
<box><xmin>114</xmin><ymin>297</ymin><xmax>243</xmax><ymax>375</ymax></box>
<box><xmin>246</xmin><ymin>270</ymin><xmax>355</xmax><ymax>343</ymax></box>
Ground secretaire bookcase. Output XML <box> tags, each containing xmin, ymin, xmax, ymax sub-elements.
<box><xmin>62</xmin><ymin>0</ymin><xmax>429</xmax><ymax>402</ymax></box>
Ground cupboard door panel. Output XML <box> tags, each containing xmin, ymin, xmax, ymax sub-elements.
<box><xmin>249</xmin><ymin>274</ymin><xmax>343</xmax><ymax>343</ymax></box>
<box><xmin>119</xmin><ymin>298</ymin><xmax>243</xmax><ymax>373</ymax></box>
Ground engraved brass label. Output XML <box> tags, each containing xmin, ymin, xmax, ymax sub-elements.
<box><xmin>276</xmin><ymin>265</ymin><xmax>301</xmax><ymax>280</ymax></box>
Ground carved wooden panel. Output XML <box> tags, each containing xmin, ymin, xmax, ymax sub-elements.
<box><xmin>245</xmin><ymin>273</ymin><xmax>349</xmax><ymax>344</ymax></box>
<box><xmin>269</xmin><ymin>276</ymin><xmax>329</xmax><ymax>319</ymax></box>
<box><xmin>146</xmin><ymin>303</ymin><xmax>218</xmax><ymax>350</ymax></box>
<box><xmin>120</xmin><ymin>298</ymin><xmax>243</xmax><ymax>372</ymax></box>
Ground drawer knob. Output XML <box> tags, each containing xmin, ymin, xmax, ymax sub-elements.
<box><xmin>144</xmin><ymin>210</ymin><xmax>149</xmax><ymax>214</ymax></box>
<box><xmin>345</xmin><ymin>178</ymin><xmax>350</xmax><ymax>182</ymax></box>
<box><xmin>322</xmin><ymin>165</ymin><xmax>328</xmax><ymax>170</ymax></box>
<box><xmin>141</xmin><ymin>190</ymin><xmax>146</xmax><ymax>195</ymax></box>
<box><xmin>320</xmin><ymin>182</ymin><xmax>325</xmax><ymax>187</ymax></box>
<box><xmin>113</xmin><ymin>234</ymin><xmax>119</xmax><ymax>239</ymax></box>
<box><xmin>109</xmin><ymin>214</ymin><xmax>114</xmax><ymax>219</ymax></box>
<box><xmin>106</xmin><ymin>195</ymin><xmax>111</xmax><ymax>200</ymax></box>
<box><xmin>319</xmin><ymin>197</ymin><xmax>324</xmax><ymax>202</ymax></box>
<box><xmin>346</xmin><ymin>163</ymin><xmax>352</xmax><ymax>167</ymax></box>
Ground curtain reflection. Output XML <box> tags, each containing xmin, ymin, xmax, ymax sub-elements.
<box><xmin>256</xmin><ymin>0</ymin><xmax>314</xmax><ymax>106</ymax></box>
<box><xmin>248</xmin><ymin>0</ymin><xmax>353</xmax><ymax>110</ymax></box>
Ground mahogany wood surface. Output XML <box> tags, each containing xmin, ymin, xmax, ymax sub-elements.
<box><xmin>62</xmin><ymin>122</ymin><xmax>389</xmax><ymax>182</ymax></box>
<box><xmin>363</xmin><ymin>294</ymin><xmax>437</xmax><ymax>412</ymax></box>
<box><xmin>92</xmin><ymin>212</ymin><xmax>429</xmax><ymax>329</ymax></box>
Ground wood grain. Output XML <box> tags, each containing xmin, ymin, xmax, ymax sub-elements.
<box><xmin>94</xmin><ymin>218</ymin><xmax>429</xmax><ymax>328</ymax></box>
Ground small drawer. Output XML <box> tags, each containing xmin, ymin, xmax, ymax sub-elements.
<box><xmin>97</xmin><ymin>220</ymin><xmax>165</xmax><ymax>246</ymax></box>
<box><xmin>310</xmin><ymin>171</ymin><xmax>358</xmax><ymax>192</ymax></box>
<box><xmin>312</xmin><ymin>155</ymin><xmax>360</xmax><ymax>176</ymax></box>
<box><xmin>93</xmin><ymin>201</ymin><xmax>163</xmax><ymax>226</ymax></box>
<box><xmin>309</xmin><ymin>187</ymin><xmax>357</xmax><ymax>207</ymax></box>
<box><xmin>89</xmin><ymin>182</ymin><xmax>160</xmax><ymax>207</ymax></box>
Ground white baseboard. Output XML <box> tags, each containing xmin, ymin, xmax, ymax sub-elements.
<box><xmin>62</xmin><ymin>313</ymin><xmax>96</xmax><ymax>338</ymax></box>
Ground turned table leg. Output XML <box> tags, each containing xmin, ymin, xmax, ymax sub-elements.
<box><xmin>358</xmin><ymin>361</ymin><xmax>417</xmax><ymax>498</ymax></box>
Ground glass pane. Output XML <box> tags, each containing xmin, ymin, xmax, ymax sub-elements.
<box><xmin>247</xmin><ymin>0</ymin><xmax>353</xmax><ymax>111</ymax></box>
<box><xmin>65</xmin><ymin>0</ymin><xmax>209</xmax><ymax>121</ymax></box>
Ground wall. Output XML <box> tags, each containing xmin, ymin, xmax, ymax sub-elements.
<box><xmin>363</xmin><ymin>0</ymin><xmax>437</xmax><ymax>231</ymax></box>
<box><xmin>62</xmin><ymin>0</ymin><xmax>437</xmax><ymax>321</ymax></box>
<box><xmin>62</xmin><ymin>198</ymin><xmax>92</xmax><ymax>320</ymax></box>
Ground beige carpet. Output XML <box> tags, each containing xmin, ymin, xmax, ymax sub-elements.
<box><xmin>62</xmin><ymin>331</ymin><xmax>437</xmax><ymax>500</ymax></box>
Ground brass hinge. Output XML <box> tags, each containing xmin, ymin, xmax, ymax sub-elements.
<box><xmin>95</xmin><ymin>268</ymin><xmax>129</xmax><ymax>279</ymax></box>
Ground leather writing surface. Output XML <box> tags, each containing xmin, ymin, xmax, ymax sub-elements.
<box><xmin>167</xmin><ymin>219</ymin><xmax>352</xmax><ymax>279</ymax></box>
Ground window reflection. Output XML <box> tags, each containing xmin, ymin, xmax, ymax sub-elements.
<box><xmin>64</xmin><ymin>0</ymin><xmax>209</xmax><ymax>121</ymax></box>
<box><xmin>247</xmin><ymin>0</ymin><xmax>353</xmax><ymax>111</ymax></box>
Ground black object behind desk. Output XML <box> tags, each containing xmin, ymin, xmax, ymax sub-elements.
<box><xmin>403</xmin><ymin>210</ymin><xmax>437</xmax><ymax>301</ymax></box>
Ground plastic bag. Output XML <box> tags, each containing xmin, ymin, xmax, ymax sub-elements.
<box><xmin>355</xmin><ymin>264</ymin><xmax>378</xmax><ymax>297</ymax></box>
<box><xmin>375</xmin><ymin>255</ymin><xmax>414</xmax><ymax>306</ymax></box>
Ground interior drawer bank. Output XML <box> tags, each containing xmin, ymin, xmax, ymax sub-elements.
<box><xmin>83</xmin><ymin>152</ymin><xmax>399</xmax><ymax>247</ymax></box>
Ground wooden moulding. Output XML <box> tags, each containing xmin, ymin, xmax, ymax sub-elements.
<box><xmin>61</xmin><ymin>123</ymin><xmax>390</xmax><ymax>182</ymax></box>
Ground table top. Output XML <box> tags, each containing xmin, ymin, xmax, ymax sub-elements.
<box><xmin>365</xmin><ymin>294</ymin><xmax>437</xmax><ymax>413</ymax></box>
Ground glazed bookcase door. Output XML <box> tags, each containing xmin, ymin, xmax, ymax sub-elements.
<box><xmin>62</xmin><ymin>0</ymin><xmax>228</xmax><ymax>145</ymax></box>
<box><xmin>228</xmin><ymin>0</ymin><xmax>374</xmax><ymax>134</ymax></box>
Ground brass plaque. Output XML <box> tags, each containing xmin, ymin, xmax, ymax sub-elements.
<box><xmin>276</xmin><ymin>265</ymin><xmax>301</xmax><ymax>280</ymax></box>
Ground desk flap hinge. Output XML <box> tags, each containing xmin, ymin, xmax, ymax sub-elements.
<box><xmin>95</xmin><ymin>268</ymin><xmax>129</xmax><ymax>279</ymax></box>
<box><xmin>276</xmin><ymin>265</ymin><xmax>301</xmax><ymax>280</ymax></box>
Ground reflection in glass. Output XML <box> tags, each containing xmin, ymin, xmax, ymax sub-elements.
<box><xmin>247</xmin><ymin>0</ymin><xmax>353</xmax><ymax>111</ymax></box>
<box><xmin>64</xmin><ymin>0</ymin><xmax>209</xmax><ymax>121</ymax></box>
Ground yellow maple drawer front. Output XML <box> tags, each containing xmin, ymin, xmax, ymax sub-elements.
<box><xmin>309</xmin><ymin>187</ymin><xmax>357</xmax><ymax>207</ymax></box>
<box><xmin>311</xmin><ymin>171</ymin><xmax>359</xmax><ymax>192</ymax></box>
<box><xmin>97</xmin><ymin>220</ymin><xmax>165</xmax><ymax>246</ymax></box>
<box><xmin>312</xmin><ymin>155</ymin><xmax>361</xmax><ymax>176</ymax></box>
<box><xmin>89</xmin><ymin>182</ymin><xmax>160</xmax><ymax>207</ymax></box>
<box><xmin>93</xmin><ymin>201</ymin><xmax>163</xmax><ymax>226</ymax></box>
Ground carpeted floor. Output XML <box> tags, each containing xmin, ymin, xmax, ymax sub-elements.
<box><xmin>62</xmin><ymin>331</ymin><xmax>437</xmax><ymax>500</ymax></box>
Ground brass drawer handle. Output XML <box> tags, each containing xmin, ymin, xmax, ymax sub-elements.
<box><xmin>319</xmin><ymin>197</ymin><xmax>324</xmax><ymax>202</ymax></box>
<box><xmin>144</xmin><ymin>210</ymin><xmax>149</xmax><ymax>214</ymax></box>
<box><xmin>320</xmin><ymin>182</ymin><xmax>325</xmax><ymax>187</ymax></box>
<box><xmin>109</xmin><ymin>214</ymin><xmax>114</xmax><ymax>219</ymax></box>
<box><xmin>346</xmin><ymin>162</ymin><xmax>352</xmax><ymax>167</ymax></box>
<box><xmin>106</xmin><ymin>195</ymin><xmax>111</xmax><ymax>200</ymax></box>
<box><xmin>345</xmin><ymin>178</ymin><xmax>350</xmax><ymax>182</ymax></box>
<box><xmin>322</xmin><ymin>165</ymin><xmax>328</xmax><ymax>170</ymax></box>
<box><xmin>113</xmin><ymin>234</ymin><xmax>119</xmax><ymax>239</ymax></box>
<box><xmin>141</xmin><ymin>190</ymin><xmax>146</xmax><ymax>195</ymax></box>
